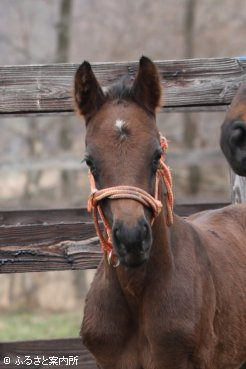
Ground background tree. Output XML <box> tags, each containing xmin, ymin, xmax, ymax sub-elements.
<box><xmin>56</xmin><ymin>0</ymin><xmax>75</xmax><ymax>198</ymax></box>
<box><xmin>183</xmin><ymin>0</ymin><xmax>202</xmax><ymax>195</ymax></box>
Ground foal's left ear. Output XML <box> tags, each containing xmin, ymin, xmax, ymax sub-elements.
<box><xmin>74</xmin><ymin>61</ymin><xmax>105</xmax><ymax>122</ymax></box>
<box><xmin>132</xmin><ymin>56</ymin><xmax>162</xmax><ymax>113</ymax></box>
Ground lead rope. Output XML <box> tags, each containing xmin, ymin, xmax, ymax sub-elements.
<box><xmin>158</xmin><ymin>135</ymin><xmax>174</xmax><ymax>225</ymax></box>
<box><xmin>87</xmin><ymin>134</ymin><xmax>174</xmax><ymax>266</ymax></box>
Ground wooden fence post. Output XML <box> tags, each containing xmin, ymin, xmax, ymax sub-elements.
<box><xmin>231</xmin><ymin>172</ymin><xmax>246</xmax><ymax>203</ymax></box>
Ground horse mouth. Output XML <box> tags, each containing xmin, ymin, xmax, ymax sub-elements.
<box><xmin>117</xmin><ymin>247</ymin><xmax>150</xmax><ymax>268</ymax></box>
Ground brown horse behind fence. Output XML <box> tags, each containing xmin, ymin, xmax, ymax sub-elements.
<box><xmin>74</xmin><ymin>57</ymin><xmax>246</xmax><ymax>369</ymax></box>
<box><xmin>220</xmin><ymin>81</ymin><xmax>246</xmax><ymax>176</ymax></box>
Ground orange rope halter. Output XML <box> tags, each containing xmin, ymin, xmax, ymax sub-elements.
<box><xmin>87</xmin><ymin>134</ymin><xmax>174</xmax><ymax>263</ymax></box>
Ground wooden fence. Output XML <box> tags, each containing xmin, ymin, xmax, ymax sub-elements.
<box><xmin>0</xmin><ymin>57</ymin><xmax>246</xmax><ymax>369</ymax></box>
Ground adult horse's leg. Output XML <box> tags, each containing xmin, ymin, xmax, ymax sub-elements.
<box><xmin>220</xmin><ymin>81</ymin><xmax>246</xmax><ymax>176</ymax></box>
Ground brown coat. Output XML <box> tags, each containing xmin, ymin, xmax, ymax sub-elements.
<box><xmin>74</xmin><ymin>57</ymin><xmax>246</xmax><ymax>369</ymax></box>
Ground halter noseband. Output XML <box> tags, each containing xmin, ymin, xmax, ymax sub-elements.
<box><xmin>87</xmin><ymin>135</ymin><xmax>174</xmax><ymax>266</ymax></box>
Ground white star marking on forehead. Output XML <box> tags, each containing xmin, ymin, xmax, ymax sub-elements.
<box><xmin>115</xmin><ymin>119</ymin><xmax>128</xmax><ymax>141</ymax></box>
<box><xmin>115</xmin><ymin>119</ymin><xmax>126</xmax><ymax>131</ymax></box>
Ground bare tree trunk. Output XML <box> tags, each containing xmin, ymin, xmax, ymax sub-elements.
<box><xmin>56</xmin><ymin>0</ymin><xmax>74</xmax><ymax>198</ymax></box>
<box><xmin>16</xmin><ymin>2</ymin><xmax>44</xmax><ymax>201</ymax></box>
<box><xmin>56</xmin><ymin>0</ymin><xmax>72</xmax><ymax>63</ymax></box>
<box><xmin>184</xmin><ymin>0</ymin><xmax>196</xmax><ymax>149</ymax></box>
<box><xmin>8</xmin><ymin>4</ymin><xmax>43</xmax><ymax>308</ymax></box>
<box><xmin>183</xmin><ymin>0</ymin><xmax>201</xmax><ymax>195</ymax></box>
<box><xmin>184</xmin><ymin>0</ymin><xmax>196</xmax><ymax>60</ymax></box>
<box><xmin>55</xmin><ymin>0</ymin><xmax>87</xmax><ymax>299</ymax></box>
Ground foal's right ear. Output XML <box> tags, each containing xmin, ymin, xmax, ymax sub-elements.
<box><xmin>74</xmin><ymin>61</ymin><xmax>105</xmax><ymax>122</ymax></box>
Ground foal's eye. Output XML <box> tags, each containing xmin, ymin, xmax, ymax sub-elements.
<box><xmin>84</xmin><ymin>155</ymin><xmax>97</xmax><ymax>175</ymax></box>
<box><xmin>85</xmin><ymin>157</ymin><xmax>93</xmax><ymax>167</ymax></box>
<box><xmin>152</xmin><ymin>150</ymin><xmax>163</xmax><ymax>172</ymax></box>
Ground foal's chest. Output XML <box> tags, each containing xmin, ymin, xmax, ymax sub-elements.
<box><xmin>115</xmin><ymin>334</ymin><xmax>155</xmax><ymax>369</ymax></box>
<box><xmin>82</xmin><ymin>280</ymin><xmax>157</xmax><ymax>368</ymax></box>
<box><xmin>86</xmin><ymin>328</ymin><xmax>155</xmax><ymax>369</ymax></box>
<box><xmin>82</xmin><ymin>296</ymin><xmax>178</xmax><ymax>369</ymax></box>
<box><xmin>82</xmin><ymin>264</ymin><xmax>198</xmax><ymax>369</ymax></box>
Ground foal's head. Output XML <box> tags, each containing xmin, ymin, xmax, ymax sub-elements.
<box><xmin>220</xmin><ymin>81</ymin><xmax>246</xmax><ymax>176</ymax></box>
<box><xmin>74</xmin><ymin>56</ymin><xmax>163</xmax><ymax>267</ymax></box>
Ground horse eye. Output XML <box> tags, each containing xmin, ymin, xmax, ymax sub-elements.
<box><xmin>85</xmin><ymin>158</ymin><xmax>93</xmax><ymax>167</ymax></box>
<box><xmin>84</xmin><ymin>156</ymin><xmax>97</xmax><ymax>175</ymax></box>
<box><xmin>152</xmin><ymin>150</ymin><xmax>163</xmax><ymax>172</ymax></box>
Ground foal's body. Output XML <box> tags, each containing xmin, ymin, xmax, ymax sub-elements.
<box><xmin>74</xmin><ymin>57</ymin><xmax>246</xmax><ymax>369</ymax></box>
<box><xmin>83</xmin><ymin>205</ymin><xmax>246</xmax><ymax>369</ymax></box>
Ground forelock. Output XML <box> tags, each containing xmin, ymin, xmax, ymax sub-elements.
<box><xmin>105</xmin><ymin>76</ymin><xmax>134</xmax><ymax>102</ymax></box>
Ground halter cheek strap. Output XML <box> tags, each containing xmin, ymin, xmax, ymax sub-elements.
<box><xmin>87</xmin><ymin>135</ymin><xmax>174</xmax><ymax>264</ymax></box>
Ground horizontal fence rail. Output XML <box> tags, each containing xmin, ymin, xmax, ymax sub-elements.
<box><xmin>0</xmin><ymin>203</ymin><xmax>229</xmax><ymax>273</ymax></box>
<box><xmin>0</xmin><ymin>57</ymin><xmax>246</xmax><ymax>116</ymax></box>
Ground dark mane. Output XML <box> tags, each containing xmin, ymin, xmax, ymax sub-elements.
<box><xmin>105</xmin><ymin>75</ymin><xmax>134</xmax><ymax>103</ymax></box>
<box><xmin>105</xmin><ymin>75</ymin><xmax>155</xmax><ymax>116</ymax></box>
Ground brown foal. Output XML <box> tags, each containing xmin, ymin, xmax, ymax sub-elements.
<box><xmin>74</xmin><ymin>56</ymin><xmax>246</xmax><ymax>369</ymax></box>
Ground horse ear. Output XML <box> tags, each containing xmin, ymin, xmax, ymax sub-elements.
<box><xmin>74</xmin><ymin>61</ymin><xmax>105</xmax><ymax>121</ymax></box>
<box><xmin>132</xmin><ymin>56</ymin><xmax>162</xmax><ymax>113</ymax></box>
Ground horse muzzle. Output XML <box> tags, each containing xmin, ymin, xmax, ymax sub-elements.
<box><xmin>112</xmin><ymin>216</ymin><xmax>152</xmax><ymax>268</ymax></box>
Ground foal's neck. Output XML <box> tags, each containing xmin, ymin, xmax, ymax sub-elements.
<box><xmin>114</xmin><ymin>210</ymin><xmax>172</xmax><ymax>304</ymax></box>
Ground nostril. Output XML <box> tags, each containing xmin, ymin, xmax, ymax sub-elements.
<box><xmin>230</xmin><ymin>121</ymin><xmax>246</xmax><ymax>148</ymax></box>
<box><xmin>113</xmin><ymin>227</ymin><xmax>120</xmax><ymax>243</ymax></box>
<box><xmin>141</xmin><ymin>224</ymin><xmax>149</xmax><ymax>239</ymax></box>
<box><xmin>113</xmin><ymin>218</ymin><xmax>152</xmax><ymax>253</ymax></box>
<box><xmin>139</xmin><ymin>218</ymin><xmax>151</xmax><ymax>243</ymax></box>
<box><xmin>231</xmin><ymin>128</ymin><xmax>244</xmax><ymax>145</ymax></box>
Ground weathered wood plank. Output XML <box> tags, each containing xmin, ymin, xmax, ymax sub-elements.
<box><xmin>0</xmin><ymin>338</ymin><xmax>97</xmax><ymax>369</ymax></box>
<box><xmin>0</xmin><ymin>105</ymin><xmax>229</xmax><ymax>118</ymax></box>
<box><xmin>0</xmin><ymin>57</ymin><xmax>245</xmax><ymax>116</ymax></box>
<box><xmin>0</xmin><ymin>231</ymin><xmax>102</xmax><ymax>273</ymax></box>
<box><xmin>0</xmin><ymin>203</ymin><xmax>230</xmax><ymax>274</ymax></box>
<box><xmin>0</xmin><ymin>203</ymin><xmax>230</xmax><ymax>226</ymax></box>
<box><xmin>0</xmin><ymin>208</ymin><xmax>89</xmax><ymax>226</ymax></box>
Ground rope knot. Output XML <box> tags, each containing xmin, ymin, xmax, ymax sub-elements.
<box><xmin>87</xmin><ymin>192</ymin><xmax>97</xmax><ymax>212</ymax></box>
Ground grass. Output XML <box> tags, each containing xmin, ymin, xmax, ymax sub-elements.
<box><xmin>0</xmin><ymin>310</ymin><xmax>83</xmax><ymax>341</ymax></box>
